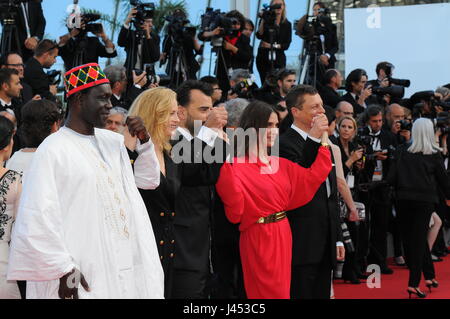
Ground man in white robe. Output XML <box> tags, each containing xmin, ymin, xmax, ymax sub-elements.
<box><xmin>7</xmin><ymin>63</ymin><xmax>164</xmax><ymax>299</ymax></box>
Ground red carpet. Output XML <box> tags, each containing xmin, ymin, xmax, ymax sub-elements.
<box><xmin>334</xmin><ymin>256</ymin><xmax>450</xmax><ymax>299</ymax></box>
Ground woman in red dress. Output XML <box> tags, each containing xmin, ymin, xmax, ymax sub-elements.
<box><xmin>216</xmin><ymin>101</ymin><xmax>331</xmax><ymax>299</ymax></box>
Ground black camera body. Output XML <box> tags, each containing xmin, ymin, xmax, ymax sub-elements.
<box><xmin>372</xmin><ymin>85</ymin><xmax>405</xmax><ymax>99</ymax></box>
<box><xmin>384</xmin><ymin>63</ymin><xmax>411</xmax><ymax>88</ymax></box>
<box><xmin>259</xmin><ymin>3</ymin><xmax>281</xmax><ymax>27</ymax></box>
<box><xmin>201</xmin><ymin>7</ymin><xmax>239</xmax><ymax>39</ymax></box>
<box><xmin>165</xmin><ymin>15</ymin><xmax>196</xmax><ymax>45</ymax></box>
<box><xmin>134</xmin><ymin>63</ymin><xmax>159</xmax><ymax>86</ymax></box>
<box><xmin>47</xmin><ymin>70</ymin><xmax>61</xmax><ymax>86</ymax></box>
<box><xmin>130</xmin><ymin>0</ymin><xmax>155</xmax><ymax>27</ymax></box>
<box><xmin>398</xmin><ymin>119</ymin><xmax>412</xmax><ymax>131</ymax></box>
<box><xmin>230</xmin><ymin>79</ymin><xmax>256</xmax><ymax>99</ymax></box>
<box><xmin>81</xmin><ymin>13</ymin><xmax>102</xmax><ymax>34</ymax></box>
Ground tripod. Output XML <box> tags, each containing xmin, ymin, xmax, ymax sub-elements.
<box><xmin>125</xmin><ymin>25</ymin><xmax>146</xmax><ymax>78</ymax></box>
<box><xmin>0</xmin><ymin>18</ymin><xmax>21</xmax><ymax>58</ymax></box>
<box><xmin>168</xmin><ymin>36</ymin><xmax>188</xmax><ymax>89</ymax></box>
<box><xmin>298</xmin><ymin>36</ymin><xmax>325</xmax><ymax>88</ymax></box>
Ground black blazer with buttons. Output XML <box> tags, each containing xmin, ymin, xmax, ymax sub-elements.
<box><xmin>279</xmin><ymin>128</ymin><xmax>342</xmax><ymax>267</ymax></box>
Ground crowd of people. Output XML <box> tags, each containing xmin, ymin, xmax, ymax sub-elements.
<box><xmin>0</xmin><ymin>0</ymin><xmax>450</xmax><ymax>300</ymax></box>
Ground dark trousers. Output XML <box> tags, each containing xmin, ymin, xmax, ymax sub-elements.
<box><xmin>390</xmin><ymin>205</ymin><xmax>404</xmax><ymax>258</ymax></box>
<box><xmin>171</xmin><ymin>268</ymin><xmax>209</xmax><ymax>299</ymax></box>
<box><xmin>291</xmin><ymin>248</ymin><xmax>332</xmax><ymax>299</ymax></box>
<box><xmin>210</xmin><ymin>241</ymin><xmax>246</xmax><ymax>299</ymax></box>
<box><xmin>256</xmin><ymin>48</ymin><xmax>286</xmax><ymax>85</ymax></box>
<box><xmin>397</xmin><ymin>200</ymin><xmax>435</xmax><ymax>287</ymax></box>
<box><xmin>368</xmin><ymin>199</ymin><xmax>391</xmax><ymax>268</ymax></box>
<box><xmin>342</xmin><ymin>221</ymin><xmax>361</xmax><ymax>279</ymax></box>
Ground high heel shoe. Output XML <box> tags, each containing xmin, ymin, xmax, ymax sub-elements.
<box><xmin>425</xmin><ymin>280</ymin><xmax>439</xmax><ymax>292</ymax></box>
<box><xmin>407</xmin><ymin>287</ymin><xmax>426</xmax><ymax>299</ymax></box>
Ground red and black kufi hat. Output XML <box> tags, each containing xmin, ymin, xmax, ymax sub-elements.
<box><xmin>64</xmin><ymin>63</ymin><xmax>110</xmax><ymax>97</ymax></box>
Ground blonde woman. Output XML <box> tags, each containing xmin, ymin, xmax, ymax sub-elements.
<box><xmin>128</xmin><ymin>87</ymin><xmax>223</xmax><ymax>298</ymax></box>
<box><xmin>256</xmin><ymin>0</ymin><xmax>292</xmax><ymax>84</ymax></box>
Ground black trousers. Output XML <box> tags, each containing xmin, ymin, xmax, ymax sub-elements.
<box><xmin>171</xmin><ymin>268</ymin><xmax>209</xmax><ymax>299</ymax></box>
<box><xmin>256</xmin><ymin>48</ymin><xmax>286</xmax><ymax>85</ymax></box>
<box><xmin>390</xmin><ymin>204</ymin><xmax>404</xmax><ymax>258</ymax></box>
<box><xmin>368</xmin><ymin>196</ymin><xmax>391</xmax><ymax>268</ymax></box>
<box><xmin>291</xmin><ymin>248</ymin><xmax>332</xmax><ymax>299</ymax></box>
<box><xmin>397</xmin><ymin>200</ymin><xmax>435</xmax><ymax>287</ymax></box>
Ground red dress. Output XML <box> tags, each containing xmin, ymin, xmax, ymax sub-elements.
<box><xmin>216</xmin><ymin>147</ymin><xmax>331</xmax><ymax>299</ymax></box>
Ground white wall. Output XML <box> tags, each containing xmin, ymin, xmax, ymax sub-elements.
<box><xmin>344</xmin><ymin>3</ymin><xmax>450</xmax><ymax>97</ymax></box>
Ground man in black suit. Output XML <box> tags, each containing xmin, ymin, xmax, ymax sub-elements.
<box><xmin>1</xmin><ymin>52</ymin><xmax>35</xmax><ymax>106</ymax></box>
<box><xmin>319</xmin><ymin>69</ymin><xmax>342</xmax><ymax>109</ymax></box>
<box><xmin>23</xmin><ymin>39</ymin><xmax>58</xmax><ymax>101</ymax></box>
<box><xmin>5</xmin><ymin>0</ymin><xmax>46</xmax><ymax>62</ymax></box>
<box><xmin>342</xmin><ymin>68</ymin><xmax>372</xmax><ymax>116</ymax></box>
<box><xmin>118</xmin><ymin>8</ymin><xmax>160</xmax><ymax>76</ymax></box>
<box><xmin>171</xmin><ymin>80</ymin><xmax>228</xmax><ymax>298</ymax></box>
<box><xmin>0</xmin><ymin>69</ymin><xmax>23</xmax><ymax>120</ymax></box>
<box><xmin>58</xmin><ymin>22</ymin><xmax>117</xmax><ymax>71</ymax></box>
<box><xmin>279</xmin><ymin>85</ymin><xmax>344</xmax><ymax>299</ymax></box>
<box><xmin>358</xmin><ymin>105</ymin><xmax>397</xmax><ymax>275</ymax></box>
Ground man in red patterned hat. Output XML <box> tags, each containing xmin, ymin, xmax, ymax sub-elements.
<box><xmin>7</xmin><ymin>63</ymin><xmax>165</xmax><ymax>299</ymax></box>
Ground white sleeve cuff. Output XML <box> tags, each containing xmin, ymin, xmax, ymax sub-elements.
<box><xmin>123</xmin><ymin>24</ymin><xmax>130</xmax><ymax>29</ymax></box>
<box><xmin>134</xmin><ymin>139</ymin><xmax>160</xmax><ymax>190</ymax></box>
<box><xmin>325</xmin><ymin>53</ymin><xmax>331</xmax><ymax>58</ymax></box>
<box><xmin>307</xmin><ymin>135</ymin><xmax>321</xmax><ymax>144</ymax></box>
<box><xmin>197</xmin><ymin>126</ymin><xmax>219</xmax><ymax>147</ymax></box>
<box><xmin>336</xmin><ymin>241</ymin><xmax>344</xmax><ymax>247</ymax></box>
<box><xmin>105</xmin><ymin>47</ymin><xmax>115</xmax><ymax>54</ymax></box>
<box><xmin>134</xmin><ymin>84</ymin><xmax>142</xmax><ymax>89</ymax></box>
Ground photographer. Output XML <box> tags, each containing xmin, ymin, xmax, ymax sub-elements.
<box><xmin>23</xmin><ymin>39</ymin><xmax>58</xmax><ymax>101</ymax></box>
<box><xmin>385</xmin><ymin>103</ymin><xmax>411</xmax><ymax>144</ymax></box>
<box><xmin>255</xmin><ymin>0</ymin><xmax>292</xmax><ymax>85</ymax></box>
<box><xmin>319</xmin><ymin>69</ymin><xmax>342</xmax><ymax>109</ymax></box>
<box><xmin>58</xmin><ymin>17</ymin><xmax>117</xmax><ymax>71</ymax></box>
<box><xmin>358</xmin><ymin>105</ymin><xmax>397</xmax><ymax>275</ymax></box>
<box><xmin>342</xmin><ymin>68</ymin><xmax>372</xmax><ymax>116</ymax></box>
<box><xmin>1</xmin><ymin>0</ymin><xmax>46</xmax><ymax>62</ymax></box>
<box><xmin>226</xmin><ymin>68</ymin><xmax>256</xmax><ymax>101</ymax></box>
<box><xmin>118</xmin><ymin>6</ymin><xmax>160</xmax><ymax>76</ymax></box>
<box><xmin>199</xmin><ymin>10</ymin><xmax>253</xmax><ymax>99</ymax></box>
<box><xmin>387</xmin><ymin>118</ymin><xmax>450</xmax><ymax>298</ymax></box>
<box><xmin>161</xmin><ymin>9</ymin><xmax>203</xmax><ymax>85</ymax></box>
<box><xmin>296</xmin><ymin>2</ymin><xmax>338</xmax><ymax>86</ymax></box>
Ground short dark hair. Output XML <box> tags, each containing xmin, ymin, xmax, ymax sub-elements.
<box><xmin>345</xmin><ymin>68</ymin><xmax>367</xmax><ymax>92</ymax></box>
<box><xmin>323</xmin><ymin>69</ymin><xmax>339</xmax><ymax>85</ymax></box>
<box><xmin>277</xmin><ymin>69</ymin><xmax>296</xmax><ymax>82</ymax></box>
<box><xmin>0</xmin><ymin>52</ymin><xmax>21</xmax><ymax>67</ymax></box>
<box><xmin>375</xmin><ymin>61</ymin><xmax>393</xmax><ymax>76</ymax></box>
<box><xmin>34</xmin><ymin>39</ymin><xmax>58</xmax><ymax>57</ymax></box>
<box><xmin>362</xmin><ymin>105</ymin><xmax>383</xmax><ymax>124</ymax></box>
<box><xmin>314</xmin><ymin>1</ymin><xmax>327</xmax><ymax>9</ymax></box>
<box><xmin>176</xmin><ymin>80</ymin><xmax>213</xmax><ymax>107</ymax></box>
<box><xmin>245</xmin><ymin>19</ymin><xmax>254</xmax><ymax>30</ymax></box>
<box><xmin>285</xmin><ymin>85</ymin><xmax>318</xmax><ymax>111</ymax></box>
<box><xmin>19</xmin><ymin>99</ymin><xmax>61</xmax><ymax>148</ymax></box>
<box><xmin>0</xmin><ymin>68</ymin><xmax>19</xmax><ymax>88</ymax></box>
<box><xmin>0</xmin><ymin>115</ymin><xmax>15</xmax><ymax>150</ymax></box>
<box><xmin>200</xmin><ymin>76</ymin><xmax>219</xmax><ymax>87</ymax></box>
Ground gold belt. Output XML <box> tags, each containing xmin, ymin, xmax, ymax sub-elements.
<box><xmin>257</xmin><ymin>211</ymin><xmax>287</xmax><ymax>224</ymax></box>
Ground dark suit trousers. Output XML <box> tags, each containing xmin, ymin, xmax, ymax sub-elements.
<box><xmin>368</xmin><ymin>192</ymin><xmax>391</xmax><ymax>267</ymax></box>
<box><xmin>171</xmin><ymin>268</ymin><xmax>208</xmax><ymax>299</ymax></box>
<box><xmin>397</xmin><ymin>200</ymin><xmax>435</xmax><ymax>287</ymax></box>
<box><xmin>291</xmin><ymin>240</ymin><xmax>332</xmax><ymax>299</ymax></box>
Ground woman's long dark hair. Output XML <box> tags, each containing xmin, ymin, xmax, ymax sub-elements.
<box><xmin>0</xmin><ymin>116</ymin><xmax>15</xmax><ymax>150</ymax></box>
<box><xmin>18</xmin><ymin>99</ymin><xmax>61</xmax><ymax>148</ymax></box>
<box><xmin>236</xmin><ymin>100</ymin><xmax>277</xmax><ymax>157</ymax></box>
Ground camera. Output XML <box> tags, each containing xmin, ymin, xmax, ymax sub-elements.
<box><xmin>47</xmin><ymin>70</ymin><xmax>61</xmax><ymax>86</ymax></box>
<box><xmin>397</xmin><ymin>119</ymin><xmax>412</xmax><ymax>131</ymax></box>
<box><xmin>340</xmin><ymin>222</ymin><xmax>355</xmax><ymax>253</ymax></box>
<box><xmin>130</xmin><ymin>0</ymin><xmax>155</xmax><ymax>27</ymax></box>
<box><xmin>82</xmin><ymin>13</ymin><xmax>102</xmax><ymax>33</ymax></box>
<box><xmin>258</xmin><ymin>3</ymin><xmax>282</xmax><ymax>27</ymax></box>
<box><xmin>372</xmin><ymin>85</ymin><xmax>405</xmax><ymax>99</ymax></box>
<box><xmin>134</xmin><ymin>63</ymin><xmax>159</xmax><ymax>86</ymax></box>
<box><xmin>200</xmin><ymin>7</ymin><xmax>240</xmax><ymax>46</ymax></box>
<box><xmin>165</xmin><ymin>13</ymin><xmax>196</xmax><ymax>45</ymax></box>
<box><xmin>230</xmin><ymin>78</ymin><xmax>257</xmax><ymax>99</ymax></box>
<box><xmin>384</xmin><ymin>63</ymin><xmax>411</xmax><ymax>88</ymax></box>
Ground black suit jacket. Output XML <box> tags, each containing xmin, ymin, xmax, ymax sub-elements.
<box><xmin>110</xmin><ymin>85</ymin><xmax>143</xmax><ymax>110</ymax></box>
<box><xmin>341</xmin><ymin>92</ymin><xmax>365</xmax><ymax>115</ymax></box>
<box><xmin>59</xmin><ymin>36</ymin><xmax>117</xmax><ymax>71</ymax></box>
<box><xmin>118</xmin><ymin>26</ymin><xmax>160</xmax><ymax>72</ymax></box>
<box><xmin>279</xmin><ymin>128</ymin><xmax>342</xmax><ymax>267</ymax></box>
<box><xmin>23</xmin><ymin>57</ymin><xmax>54</xmax><ymax>101</ymax></box>
<box><xmin>15</xmin><ymin>0</ymin><xmax>46</xmax><ymax>61</ymax></box>
<box><xmin>319</xmin><ymin>85</ymin><xmax>341</xmax><ymax>109</ymax></box>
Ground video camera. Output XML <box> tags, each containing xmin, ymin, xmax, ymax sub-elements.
<box><xmin>130</xmin><ymin>0</ymin><xmax>155</xmax><ymax>28</ymax></box>
<box><xmin>371</xmin><ymin>85</ymin><xmax>405</xmax><ymax>99</ymax></box>
<box><xmin>165</xmin><ymin>13</ymin><xmax>196</xmax><ymax>45</ymax></box>
<box><xmin>66</xmin><ymin>12</ymin><xmax>103</xmax><ymax>34</ymax></box>
<box><xmin>294</xmin><ymin>7</ymin><xmax>332</xmax><ymax>42</ymax></box>
<box><xmin>259</xmin><ymin>3</ymin><xmax>282</xmax><ymax>27</ymax></box>
<box><xmin>201</xmin><ymin>8</ymin><xmax>240</xmax><ymax>46</ymax></box>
